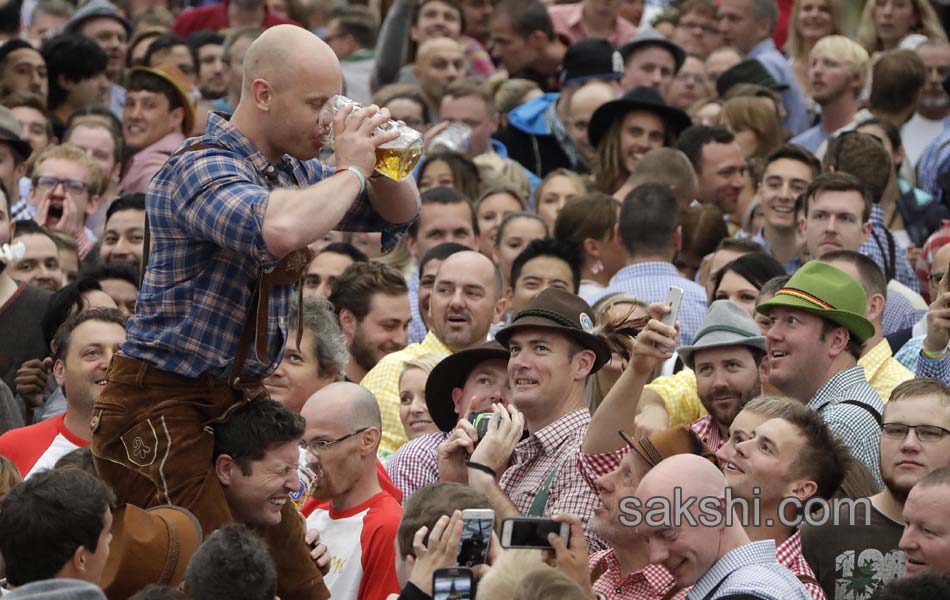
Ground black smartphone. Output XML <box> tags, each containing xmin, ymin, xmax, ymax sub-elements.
<box><xmin>432</xmin><ymin>567</ymin><xmax>474</xmax><ymax>600</ymax></box>
<box><xmin>500</xmin><ymin>517</ymin><xmax>570</xmax><ymax>549</ymax></box>
<box><xmin>457</xmin><ymin>509</ymin><xmax>494</xmax><ymax>566</ymax></box>
<box><xmin>468</xmin><ymin>411</ymin><xmax>492</xmax><ymax>439</ymax></box>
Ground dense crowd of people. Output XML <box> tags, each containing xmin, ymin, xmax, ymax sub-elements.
<box><xmin>0</xmin><ymin>0</ymin><xmax>949</xmax><ymax>598</ymax></box>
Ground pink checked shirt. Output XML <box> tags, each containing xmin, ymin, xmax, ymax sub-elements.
<box><xmin>777</xmin><ymin>531</ymin><xmax>826</xmax><ymax>600</ymax></box>
<box><xmin>385</xmin><ymin>431</ymin><xmax>448</xmax><ymax>502</ymax></box>
<box><xmin>590</xmin><ymin>550</ymin><xmax>683</xmax><ymax>600</ymax></box>
<box><xmin>689</xmin><ymin>416</ymin><xmax>727</xmax><ymax>453</ymax></box>
<box><xmin>500</xmin><ymin>409</ymin><xmax>605</xmax><ymax>552</ymax></box>
<box><xmin>548</xmin><ymin>3</ymin><xmax>638</xmax><ymax>48</ymax></box>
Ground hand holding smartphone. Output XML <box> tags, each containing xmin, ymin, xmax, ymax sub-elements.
<box><xmin>500</xmin><ymin>517</ymin><xmax>570</xmax><ymax>550</ymax></box>
<box><xmin>657</xmin><ymin>286</ymin><xmax>683</xmax><ymax>353</ymax></box>
<box><xmin>457</xmin><ymin>509</ymin><xmax>494</xmax><ymax>567</ymax></box>
<box><xmin>432</xmin><ymin>567</ymin><xmax>474</xmax><ymax>600</ymax></box>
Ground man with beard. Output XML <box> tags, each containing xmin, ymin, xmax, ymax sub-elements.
<box><xmin>300</xmin><ymin>382</ymin><xmax>402</xmax><ymax>600</ymax></box>
<box><xmin>63</xmin><ymin>0</ymin><xmax>131</xmax><ymax>119</ymax></box>
<box><xmin>676</xmin><ymin>125</ymin><xmax>748</xmax><ymax>224</ymax></box>
<box><xmin>327</xmin><ymin>261</ymin><xmax>411</xmax><ymax>384</ymax></box>
<box><xmin>0</xmin><ymin>40</ymin><xmax>48</xmax><ymax>103</ymax></box>
<box><xmin>362</xmin><ymin>251</ymin><xmax>506</xmax><ymax>458</ymax></box>
<box><xmin>790</xmin><ymin>36</ymin><xmax>868</xmax><ymax>154</ymax></box>
<box><xmin>801</xmin><ymin>378</ymin><xmax>950</xmax><ymax>600</ymax></box>
<box><xmin>903</xmin><ymin>40</ymin><xmax>950</xmax><ymax>166</ymax></box>
<box><xmin>98</xmin><ymin>193</ymin><xmax>145</xmax><ymax>277</ymax></box>
<box><xmin>0</xmin><ymin>307</ymin><xmax>125</xmax><ymax>477</ymax></box>
<box><xmin>676</xmin><ymin>299</ymin><xmax>765</xmax><ymax>451</ymax></box>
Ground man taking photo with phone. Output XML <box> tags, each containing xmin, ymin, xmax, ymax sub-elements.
<box><xmin>437</xmin><ymin>288</ymin><xmax>608</xmax><ymax>551</ymax></box>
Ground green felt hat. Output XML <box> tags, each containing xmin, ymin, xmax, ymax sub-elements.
<box><xmin>756</xmin><ymin>261</ymin><xmax>874</xmax><ymax>343</ymax></box>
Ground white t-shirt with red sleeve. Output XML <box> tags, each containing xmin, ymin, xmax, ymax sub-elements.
<box><xmin>302</xmin><ymin>491</ymin><xmax>402</xmax><ymax>600</ymax></box>
<box><xmin>0</xmin><ymin>413</ymin><xmax>86</xmax><ymax>478</ymax></box>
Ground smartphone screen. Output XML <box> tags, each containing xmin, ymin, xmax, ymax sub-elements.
<box><xmin>502</xmin><ymin>517</ymin><xmax>567</xmax><ymax>549</ymax></box>
<box><xmin>433</xmin><ymin>568</ymin><xmax>473</xmax><ymax>600</ymax></box>
<box><xmin>457</xmin><ymin>511</ymin><xmax>493</xmax><ymax>566</ymax></box>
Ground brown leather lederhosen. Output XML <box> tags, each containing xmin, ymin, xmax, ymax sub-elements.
<box><xmin>92</xmin><ymin>143</ymin><xmax>326</xmax><ymax>600</ymax></box>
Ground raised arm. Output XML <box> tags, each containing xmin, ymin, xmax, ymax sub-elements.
<box><xmin>261</xmin><ymin>105</ymin><xmax>418</xmax><ymax>257</ymax></box>
<box><xmin>583</xmin><ymin>303</ymin><xmax>678</xmax><ymax>454</ymax></box>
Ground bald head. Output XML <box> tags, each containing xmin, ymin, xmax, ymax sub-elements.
<box><xmin>637</xmin><ymin>454</ymin><xmax>727</xmax><ymax>502</ymax></box>
<box><xmin>241</xmin><ymin>25</ymin><xmax>341</xmax><ymax>97</ymax></box>
<box><xmin>437</xmin><ymin>250</ymin><xmax>503</xmax><ymax>299</ymax></box>
<box><xmin>302</xmin><ymin>381</ymin><xmax>382</xmax><ymax>431</ymax></box>
<box><xmin>416</xmin><ymin>36</ymin><xmax>464</xmax><ymax>62</ymax></box>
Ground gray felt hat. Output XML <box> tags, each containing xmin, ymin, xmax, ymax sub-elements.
<box><xmin>677</xmin><ymin>300</ymin><xmax>766</xmax><ymax>369</ymax></box>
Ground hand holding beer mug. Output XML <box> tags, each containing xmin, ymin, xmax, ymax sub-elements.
<box><xmin>320</xmin><ymin>95</ymin><xmax>424</xmax><ymax>181</ymax></box>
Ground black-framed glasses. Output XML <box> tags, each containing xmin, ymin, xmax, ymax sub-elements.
<box><xmin>300</xmin><ymin>427</ymin><xmax>368</xmax><ymax>454</ymax></box>
<box><xmin>882</xmin><ymin>423</ymin><xmax>950</xmax><ymax>443</ymax></box>
<box><xmin>929</xmin><ymin>272</ymin><xmax>945</xmax><ymax>286</ymax></box>
<box><xmin>33</xmin><ymin>176</ymin><xmax>89</xmax><ymax>195</ymax></box>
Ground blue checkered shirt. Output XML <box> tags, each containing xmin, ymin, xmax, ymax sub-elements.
<box><xmin>894</xmin><ymin>335</ymin><xmax>950</xmax><ymax>384</ymax></box>
<box><xmin>686</xmin><ymin>541</ymin><xmax>811</xmax><ymax>600</ymax></box>
<box><xmin>808</xmin><ymin>366</ymin><xmax>884</xmax><ymax>487</ymax></box>
<box><xmin>406</xmin><ymin>267</ymin><xmax>427</xmax><ymax>344</ymax></box>
<box><xmin>859</xmin><ymin>204</ymin><xmax>923</xmax><ymax>295</ymax></box>
<box><xmin>918</xmin><ymin>128</ymin><xmax>950</xmax><ymax>207</ymax></box>
<box><xmin>589</xmin><ymin>262</ymin><xmax>708</xmax><ymax>347</ymax></box>
<box><xmin>121</xmin><ymin>112</ymin><xmax>413</xmax><ymax>380</ymax></box>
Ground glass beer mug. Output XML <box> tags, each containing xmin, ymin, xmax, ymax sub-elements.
<box><xmin>320</xmin><ymin>95</ymin><xmax>424</xmax><ymax>181</ymax></box>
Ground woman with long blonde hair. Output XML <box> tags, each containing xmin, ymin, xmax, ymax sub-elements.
<box><xmin>857</xmin><ymin>0</ymin><xmax>947</xmax><ymax>53</ymax></box>
<box><xmin>784</xmin><ymin>0</ymin><xmax>844</xmax><ymax>97</ymax></box>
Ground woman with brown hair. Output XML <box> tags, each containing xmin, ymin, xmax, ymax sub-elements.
<box><xmin>720</xmin><ymin>95</ymin><xmax>786</xmax><ymax>161</ymax></box>
<box><xmin>553</xmin><ymin>192</ymin><xmax>625</xmax><ymax>302</ymax></box>
<box><xmin>588</xmin><ymin>86</ymin><xmax>692</xmax><ymax>195</ymax></box>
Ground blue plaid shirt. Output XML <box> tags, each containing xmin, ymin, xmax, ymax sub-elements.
<box><xmin>809</xmin><ymin>366</ymin><xmax>884</xmax><ymax>487</ymax></box>
<box><xmin>859</xmin><ymin>204</ymin><xmax>923</xmax><ymax>295</ymax></box>
<box><xmin>589</xmin><ymin>262</ymin><xmax>707</xmax><ymax>347</ymax></box>
<box><xmin>122</xmin><ymin>112</ymin><xmax>413</xmax><ymax>380</ymax></box>
<box><xmin>918</xmin><ymin>128</ymin><xmax>950</xmax><ymax>207</ymax></box>
<box><xmin>894</xmin><ymin>335</ymin><xmax>950</xmax><ymax>384</ymax></box>
<box><xmin>686</xmin><ymin>540</ymin><xmax>811</xmax><ymax>600</ymax></box>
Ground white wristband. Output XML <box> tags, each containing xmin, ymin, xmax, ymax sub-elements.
<box><xmin>342</xmin><ymin>166</ymin><xmax>366</xmax><ymax>195</ymax></box>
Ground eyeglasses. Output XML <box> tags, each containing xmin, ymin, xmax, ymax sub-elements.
<box><xmin>33</xmin><ymin>176</ymin><xmax>89</xmax><ymax>195</ymax></box>
<box><xmin>300</xmin><ymin>427</ymin><xmax>368</xmax><ymax>454</ymax></box>
<box><xmin>929</xmin><ymin>272</ymin><xmax>945</xmax><ymax>286</ymax></box>
<box><xmin>882</xmin><ymin>423</ymin><xmax>950</xmax><ymax>443</ymax></box>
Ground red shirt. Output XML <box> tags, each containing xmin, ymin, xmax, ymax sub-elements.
<box><xmin>302</xmin><ymin>491</ymin><xmax>402</xmax><ymax>600</ymax></box>
<box><xmin>173</xmin><ymin>1</ymin><xmax>302</xmax><ymax>38</ymax></box>
<box><xmin>0</xmin><ymin>414</ymin><xmax>87</xmax><ymax>478</ymax></box>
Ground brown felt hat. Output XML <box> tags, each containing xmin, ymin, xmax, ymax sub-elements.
<box><xmin>101</xmin><ymin>504</ymin><xmax>203</xmax><ymax>600</ymax></box>
<box><xmin>619</xmin><ymin>425</ymin><xmax>719</xmax><ymax>468</ymax></box>
<box><xmin>494</xmin><ymin>288</ymin><xmax>611</xmax><ymax>372</ymax></box>
<box><xmin>425</xmin><ymin>340</ymin><xmax>510</xmax><ymax>432</ymax></box>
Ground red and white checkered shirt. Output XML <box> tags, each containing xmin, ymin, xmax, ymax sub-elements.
<box><xmin>589</xmin><ymin>550</ymin><xmax>684</xmax><ymax>600</ymax></box>
<box><xmin>500</xmin><ymin>409</ymin><xmax>605</xmax><ymax>552</ymax></box>
<box><xmin>689</xmin><ymin>416</ymin><xmax>727</xmax><ymax>452</ymax></box>
<box><xmin>776</xmin><ymin>531</ymin><xmax>826</xmax><ymax>600</ymax></box>
<box><xmin>384</xmin><ymin>431</ymin><xmax>449</xmax><ymax>503</ymax></box>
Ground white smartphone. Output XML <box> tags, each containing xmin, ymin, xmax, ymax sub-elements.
<box><xmin>457</xmin><ymin>509</ymin><xmax>494</xmax><ymax>566</ymax></box>
<box><xmin>660</xmin><ymin>286</ymin><xmax>684</xmax><ymax>327</ymax></box>
<box><xmin>500</xmin><ymin>517</ymin><xmax>570</xmax><ymax>550</ymax></box>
